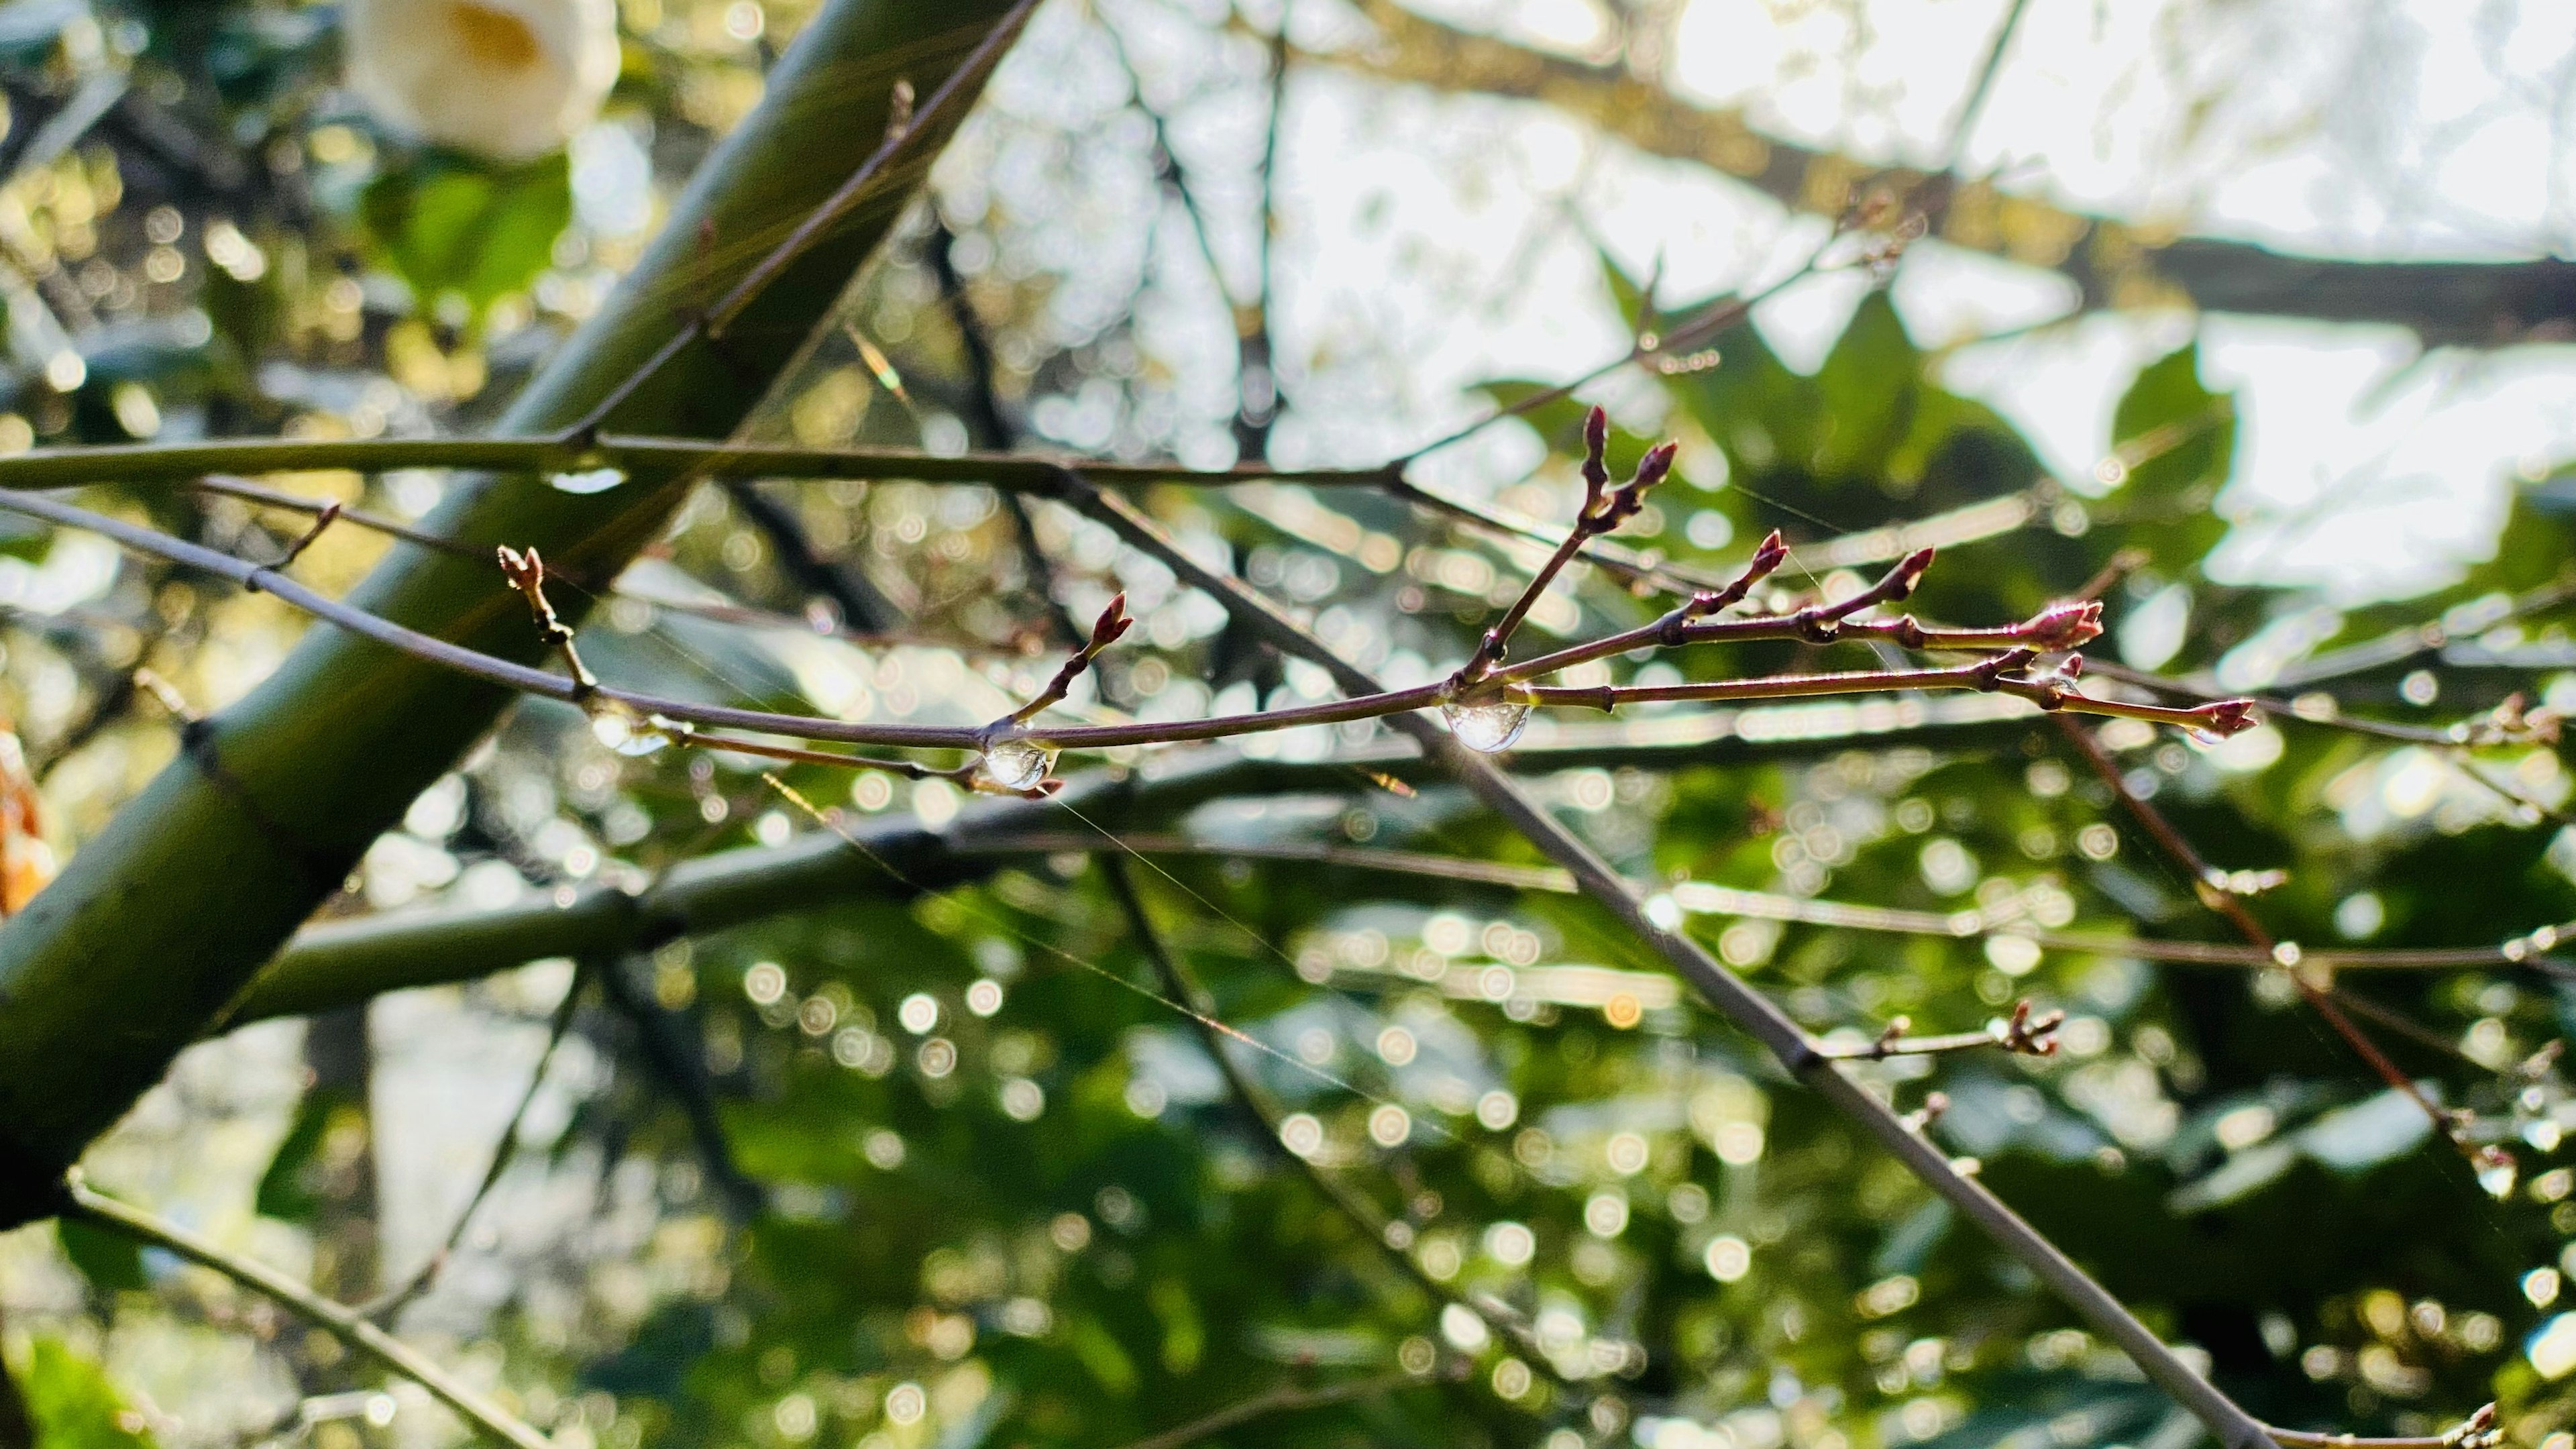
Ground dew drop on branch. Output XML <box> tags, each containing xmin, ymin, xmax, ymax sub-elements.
<box><xmin>1443</xmin><ymin>697</ymin><xmax>1532</xmax><ymax>753</ymax></box>
<box><xmin>591</xmin><ymin>704</ymin><xmax>671</xmax><ymax>756</ymax></box>
<box><xmin>2477</xmin><ymin>1145</ymin><xmax>2518</xmax><ymax>1201</ymax></box>
<box><xmin>977</xmin><ymin>737</ymin><xmax>1055</xmax><ymax>792</ymax></box>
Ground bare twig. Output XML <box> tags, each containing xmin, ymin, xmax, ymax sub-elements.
<box><xmin>1057</xmin><ymin>468</ymin><xmax>2279</xmax><ymax>1449</ymax></box>
<box><xmin>60</xmin><ymin>1172</ymin><xmax>552</xmax><ymax>1449</ymax></box>
<box><xmin>961</xmin><ymin>831</ymin><xmax>2575</xmax><ymax>973</ymax></box>
<box><xmin>1456</xmin><ymin>406</ymin><xmax>1676</xmax><ymax>686</ymax></box>
<box><xmin>268</xmin><ymin>503</ymin><xmax>340</xmax><ymax>570</ymax></box>
<box><xmin>1821</xmin><ymin>1000</ymin><xmax>2063</xmax><ymax>1061</ymax></box>
<box><xmin>0</xmin><ymin>488</ymin><xmax>2254</xmax><ymax>763</ymax></box>
<box><xmin>1099</xmin><ymin>1371</ymin><xmax>1420</xmax><ymax>1449</ymax></box>
<box><xmin>495</xmin><ymin>545</ymin><xmax>597</xmax><ymax>696</ymax></box>
<box><xmin>359</xmin><ymin>967</ymin><xmax>589</xmax><ymax>1321</ymax></box>
<box><xmin>2265</xmin><ymin>1405</ymin><xmax>2499</xmax><ymax>1449</ymax></box>
<box><xmin>2055</xmin><ymin>716</ymin><xmax>2483</xmax><ymax>1167</ymax></box>
<box><xmin>1004</xmin><ymin>594</ymin><xmax>1132</xmax><ymax>727</ymax></box>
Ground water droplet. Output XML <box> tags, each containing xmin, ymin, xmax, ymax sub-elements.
<box><xmin>550</xmin><ymin>466</ymin><xmax>628</xmax><ymax>495</ymax></box>
<box><xmin>1442</xmin><ymin>696</ymin><xmax>1532</xmax><ymax>753</ymax></box>
<box><xmin>590</xmin><ymin>704</ymin><xmax>671</xmax><ymax>756</ymax></box>
<box><xmin>977</xmin><ymin>737</ymin><xmax>1055</xmax><ymax>793</ymax></box>
<box><xmin>2477</xmin><ymin>1146</ymin><xmax>2518</xmax><ymax>1201</ymax></box>
<box><xmin>2186</xmin><ymin>727</ymin><xmax>2230</xmax><ymax>747</ymax></box>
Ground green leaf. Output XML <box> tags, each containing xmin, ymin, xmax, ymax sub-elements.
<box><xmin>1067</xmin><ymin>1315</ymin><xmax>1140</xmax><ymax>1397</ymax></box>
<box><xmin>2101</xmin><ymin>343</ymin><xmax>2236</xmax><ymax>570</ymax></box>
<box><xmin>252</xmin><ymin>1087</ymin><xmax>352</xmax><ymax>1223</ymax></box>
<box><xmin>53</xmin><ymin>1217</ymin><xmax>146</xmax><ymax>1293</ymax></box>
<box><xmin>19</xmin><ymin>1338</ymin><xmax>158</xmax><ymax>1449</ymax></box>
<box><xmin>359</xmin><ymin>152</ymin><xmax>572</xmax><ymax>317</ymax></box>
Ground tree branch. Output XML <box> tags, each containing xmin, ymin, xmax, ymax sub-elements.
<box><xmin>0</xmin><ymin>487</ymin><xmax>2248</xmax><ymax>767</ymax></box>
<box><xmin>60</xmin><ymin>1173</ymin><xmax>553</xmax><ymax>1449</ymax></box>
<box><xmin>1099</xmin><ymin>1371</ymin><xmax>1421</xmax><ymax>1449</ymax></box>
<box><xmin>1099</xmin><ymin>856</ymin><xmax>1565</xmax><ymax>1384</ymax></box>
<box><xmin>1318</xmin><ymin>0</ymin><xmax>2576</xmax><ymax>345</ymax></box>
<box><xmin>1056</xmin><ymin>468</ymin><xmax>2282</xmax><ymax>1449</ymax></box>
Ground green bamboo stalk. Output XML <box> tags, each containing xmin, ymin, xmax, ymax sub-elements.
<box><xmin>0</xmin><ymin>0</ymin><xmax>1031</xmax><ymax>1227</ymax></box>
<box><xmin>0</xmin><ymin>433</ymin><xmax>1391</xmax><ymax>491</ymax></box>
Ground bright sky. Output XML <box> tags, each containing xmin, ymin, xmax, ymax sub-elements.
<box><xmin>1232</xmin><ymin>0</ymin><xmax>2576</xmax><ymax>603</ymax></box>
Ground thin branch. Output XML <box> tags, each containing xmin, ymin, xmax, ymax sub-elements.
<box><xmin>494</xmin><ymin>546</ymin><xmax>597</xmax><ymax>696</ymax></box>
<box><xmin>1941</xmin><ymin>0</ymin><xmax>2031</xmax><ymax>169</ymax></box>
<box><xmin>547</xmin><ymin>0</ymin><xmax>1047</xmax><ymax>437</ymax></box>
<box><xmin>924</xmin><ymin>213</ymin><xmax>1084</xmax><ymax>649</ymax></box>
<box><xmin>0</xmin><ymin>431</ymin><xmax>1397</xmax><ymax>494</ymax></box>
<box><xmin>195</xmin><ymin>475</ymin><xmax>483</xmax><ymax>561</ymax></box>
<box><xmin>959</xmin><ymin>831</ymin><xmax>2576</xmax><ymax>972</ymax></box>
<box><xmin>2055</xmin><ymin>717</ymin><xmax>2481</xmax><ymax>1164</ymax></box>
<box><xmin>0</xmin><ymin>487</ymin><xmax>2253</xmax><ymax>762</ymax></box>
<box><xmin>1390</xmin><ymin>236</ymin><xmax>1835</xmax><ymax>470</ymax></box>
<box><xmin>1098</xmin><ymin>857</ymin><xmax>1564</xmax><ymax>1384</ymax></box>
<box><xmin>1005</xmin><ymin>594</ymin><xmax>1133</xmax><ymax>727</ymax></box>
<box><xmin>60</xmin><ymin>1172</ymin><xmax>552</xmax><ymax>1449</ymax></box>
<box><xmin>358</xmin><ymin>966</ymin><xmax>589</xmax><ymax>1321</ymax></box>
<box><xmin>2265</xmin><ymin>1405</ymin><xmax>2498</xmax><ymax>1449</ymax></box>
<box><xmin>1099</xmin><ymin>1371</ymin><xmax>1419</xmax><ymax>1449</ymax></box>
<box><xmin>1055</xmin><ymin>468</ymin><xmax>2281</xmax><ymax>1449</ymax></box>
<box><xmin>204</xmin><ymin>473</ymin><xmax>1038</xmax><ymax>659</ymax></box>
<box><xmin>1239</xmin><ymin>17</ymin><xmax>1290</xmax><ymax>455</ymax></box>
<box><xmin>1458</xmin><ymin>407</ymin><xmax>1675</xmax><ymax>684</ymax></box>
<box><xmin>1819</xmin><ymin>1000</ymin><xmax>2063</xmax><ymax>1061</ymax></box>
<box><xmin>2267</xmin><ymin>572</ymin><xmax>2576</xmax><ymax>694</ymax></box>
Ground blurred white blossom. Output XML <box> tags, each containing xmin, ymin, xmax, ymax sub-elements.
<box><xmin>345</xmin><ymin>0</ymin><xmax>619</xmax><ymax>162</ymax></box>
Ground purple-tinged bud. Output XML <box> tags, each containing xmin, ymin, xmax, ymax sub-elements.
<box><xmin>2191</xmin><ymin>698</ymin><xmax>2259</xmax><ymax>738</ymax></box>
<box><xmin>1752</xmin><ymin>529</ymin><xmax>1789</xmax><ymax>571</ymax></box>
<box><xmin>1886</xmin><ymin>547</ymin><xmax>1935</xmax><ymax>599</ymax></box>
<box><xmin>1631</xmin><ymin>440</ymin><xmax>1679</xmax><ymax>492</ymax></box>
<box><xmin>1580</xmin><ymin>405</ymin><xmax>1611</xmax><ymax>491</ymax></box>
<box><xmin>2025</xmin><ymin>600</ymin><xmax>2105</xmax><ymax>650</ymax></box>
<box><xmin>1091</xmin><ymin>592</ymin><xmax>1133</xmax><ymax>649</ymax></box>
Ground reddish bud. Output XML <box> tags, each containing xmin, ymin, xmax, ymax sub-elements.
<box><xmin>2192</xmin><ymin>698</ymin><xmax>2259</xmax><ymax>738</ymax></box>
<box><xmin>496</xmin><ymin>544</ymin><xmax>543</xmax><ymax>591</ymax></box>
<box><xmin>1090</xmin><ymin>592</ymin><xmax>1133</xmax><ymax>649</ymax></box>
<box><xmin>1887</xmin><ymin>547</ymin><xmax>1935</xmax><ymax>599</ymax></box>
<box><xmin>1580</xmin><ymin>406</ymin><xmax>1611</xmax><ymax>491</ymax></box>
<box><xmin>2025</xmin><ymin>600</ymin><xmax>2105</xmax><ymax>650</ymax></box>
<box><xmin>1631</xmin><ymin>440</ymin><xmax>1679</xmax><ymax>492</ymax></box>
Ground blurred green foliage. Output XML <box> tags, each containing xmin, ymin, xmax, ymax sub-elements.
<box><xmin>0</xmin><ymin>5</ymin><xmax>2571</xmax><ymax>1449</ymax></box>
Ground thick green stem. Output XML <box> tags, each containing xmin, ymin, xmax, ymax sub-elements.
<box><xmin>215</xmin><ymin>706</ymin><xmax>2050</xmax><ymax>1028</ymax></box>
<box><xmin>0</xmin><ymin>0</ymin><xmax>1030</xmax><ymax>1226</ymax></box>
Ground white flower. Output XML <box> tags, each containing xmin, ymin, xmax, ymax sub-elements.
<box><xmin>344</xmin><ymin>0</ymin><xmax>621</xmax><ymax>162</ymax></box>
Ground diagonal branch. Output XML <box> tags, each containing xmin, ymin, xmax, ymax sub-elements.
<box><xmin>0</xmin><ymin>488</ymin><xmax>2253</xmax><ymax>761</ymax></box>
<box><xmin>1057</xmin><ymin>469</ymin><xmax>2281</xmax><ymax>1449</ymax></box>
<box><xmin>1098</xmin><ymin>1370</ymin><xmax>1421</xmax><ymax>1449</ymax></box>
<box><xmin>60</xmin><ymin>1173</ymin><xmax>551</xmax><ymax>1449</ymax></box>
<box><xmin>1317</xmin><ymin>0</ymin><xmax>2576</xmax><ymax>346</ymax></box>
<box><xmin>1098</xmin><ymin>857</ymin><xmax>1566</xmax><ymax>1386</ymax></box>
<box><xmin>2053</xmin><ymin>716</ymin><xmax>2489</xmax><ymax>1171</ymax></box>
<box><xmin>359</xmin><ymin>965</ymin><xmax>590</xmax><ymax>1321</ymax></box>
